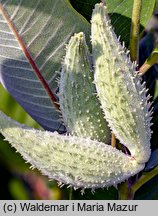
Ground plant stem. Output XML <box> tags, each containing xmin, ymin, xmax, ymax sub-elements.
<box><xmin>69</xmin><ymin>187</ymin><xmax>73</xmax><ymax>200</ymax></box>
<box><xmin>132</xmin><ymin>166</ymin><xmax>158</xmax><ymax>193</ymax></box>
<box><xmin>111</xmin><ymin>133</ymin><xmax>116</xmax><ymax>148</ymax></box>
<box><xmin>130</xmin><ymin>0</ymin><xmax>142</xmax><ymax>61</ymax></box>
<box><xmin>118</xmin><ymin>181</ymin><xmax>134</xmax><ymax>200</ymax></box>
<box><xmin>139</xmin><ymin>63</ymin><xmax>151</xmax><ymax>75</ymax></box>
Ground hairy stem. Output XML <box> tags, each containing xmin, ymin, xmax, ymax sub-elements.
<box><xmin>130</xmin><ymin>0</ymin><xmax>142</xmax><ymax>61</ymax></box>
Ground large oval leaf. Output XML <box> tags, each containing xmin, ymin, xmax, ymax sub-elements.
<box><xmin>0</xmin><ymin>0</ymin><xmax>90</xmax><ymax>132</ymax></box>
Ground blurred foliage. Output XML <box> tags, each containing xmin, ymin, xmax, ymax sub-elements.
<box><xmin>0</xmin><ymin>0</ymin><xmax>158</xmax><ymax>200</ymax></box>
<box><xmin>9</xmin><ymin>178</ymin><xmax>29</xmax><ymax>200</ymax></box>
<box><xmin>156</xmin><ymin>0</ymin><xmax>158</xmax><ymax>10</ymax></box>
<box><xmin>0</xmin><ymin>85</ymin><xmax>40</xmax><ymax>127</ymax></box>
<box><xmin>135</xmin><ymin>175</ymin><xmax>158</xmax><ymax>199</ymax></box>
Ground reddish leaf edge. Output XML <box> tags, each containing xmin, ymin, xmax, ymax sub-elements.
<box><xmin>0</xmin><ymin>3</ymin><xmax>60</xmax><ymax>111</ymax></box>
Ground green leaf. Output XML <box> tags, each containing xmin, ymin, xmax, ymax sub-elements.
<box><xmin>9</xmin><ymin>178</ymin><xmax>29</xmax><ymax>200</ymax></box>
<box><xmin>140</xmin><ymin>43</ymin><xmax>158</xmax><ymax>75</ymax></box>
<box><xmin>71</xmin><ymin>0</ymin><xmax>156</xmax><ymax>46</ymax></box>
<box><xmin>70</xmin><ymin>0</ymin><xmax>99</xmax><ymax>21</ymax></box>
<box><xmin>0</xmin><ymin>0</ymin><xmax>90</xmax><ymax>132</ymax></box>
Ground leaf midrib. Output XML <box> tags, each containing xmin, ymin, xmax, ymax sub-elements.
<box><xmin>0</xmin><ymin>3</ymin><xmax>60</xmax><ymax>111</ymax></box>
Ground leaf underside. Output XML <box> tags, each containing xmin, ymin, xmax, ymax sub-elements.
<box><xmin>0</xmin><ymin>0</ymin><xmax>90</xmax><ymax>132</ymax></box>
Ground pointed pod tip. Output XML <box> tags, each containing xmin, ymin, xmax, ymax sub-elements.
<box><xmin>73</xmin><ymin>32</ymin><xmax>85</xmax><ymax>41</ymax></box>
<box><xmin>94</xmin><ymin>2</ymin><xmax>107</xmax><ymax>10</ymax></box>
<box><xmin>67</xmin><ymin>32</ymin><xmax>87</xmax><ymax>50</ymax></box>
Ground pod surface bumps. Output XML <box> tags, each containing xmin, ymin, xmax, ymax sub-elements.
<box><xmin>59</xmin><ymin>32</ymin><xmax>111</xmax><ymax>143</ymax></box>
<box><xmin>0</xmin><ymin>111</ymin><xmax>144</xmax><ymax>189</ymax></box>
<box><xmin>0</xmin><ymin>3</ymin><xmax>152</xmax><ymax>189</ymax></box>
<box><xmin>91</xmin><ymin>3</ymin><xmax>151</xmax><ymax>163</ymax></box>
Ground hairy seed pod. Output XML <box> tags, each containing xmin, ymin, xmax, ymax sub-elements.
<box><xmin>0</xmin><ymin>3</ymin><xmax>153</xmax><ymax>189</ymax></box>
<box><xmin>59</xmin><ymin>32</ymin><xmax>110</xmax><ymax>143</ymax></box>
<box><xmin>91</xmin><ymin>3</ymin><xmax>151</xmax><ymax>163</ymax></box>
<box><xmin>0</xmin><ymin>111</ymin><xmax>144</xmax><ymax>189</ymax></box>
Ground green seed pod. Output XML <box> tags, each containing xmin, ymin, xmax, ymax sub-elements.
<box><xmin>91</xmin><ymin>3</ymin><xmax>152</xmax><ymax>163</ymax></box>
<box><xmin>0</xmin><ymin>111</ymin><xmax>144</xmax><ymax>189</ymax></box>
<box><xmin>0</xmin><ymin>3</ymin><xmax>153</xmax><ymax>189</ymax></box>
<box><xmin>59</xmin><ymin>32</ymin><xmax>110</xmax><ymax>143</ymax></box>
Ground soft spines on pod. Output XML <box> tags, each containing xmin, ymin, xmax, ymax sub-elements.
<box><xmin>0</xmin><ymin>111</ymin><xmax>144</xmax><ymax>189</ymax></box>
<box><xmin>59</xmin><ymin>32</ymin><xmax>111</xmax><ymax>143</ymax></box>
<box><xmin>91</xmin><ymin>3</ymin><xmax>152</xmax><ymax>163</ymax></box>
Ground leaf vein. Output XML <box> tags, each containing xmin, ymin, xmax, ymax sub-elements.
<box><xmin>39</xmin><ymin>25</ymin><xmax>76</xmax><ymax>71</ymax></box>
<box><xmin>10</xmin><ymin>0</ymin><xmax>23</xmax><ymax>21</ymax></box>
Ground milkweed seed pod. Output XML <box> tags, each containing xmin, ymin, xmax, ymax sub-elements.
<box><xmin>91</xmin><ymin>3</ymin><xmax>152</xmax><ymax>163</ymax></box>
<box><xmin>0</xmin><ymin>3</ymin><xmax>153</xmax><ymax>189</ymax></box>
<box><xmin>0</xmin><ymin>111</ymin><xmax>144</xmax><ymax>189</ymax></box>
<box><xmin>59</xmin><ymin>32</ymin><xmax>111</xmax><ymax>143</ymax></box>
